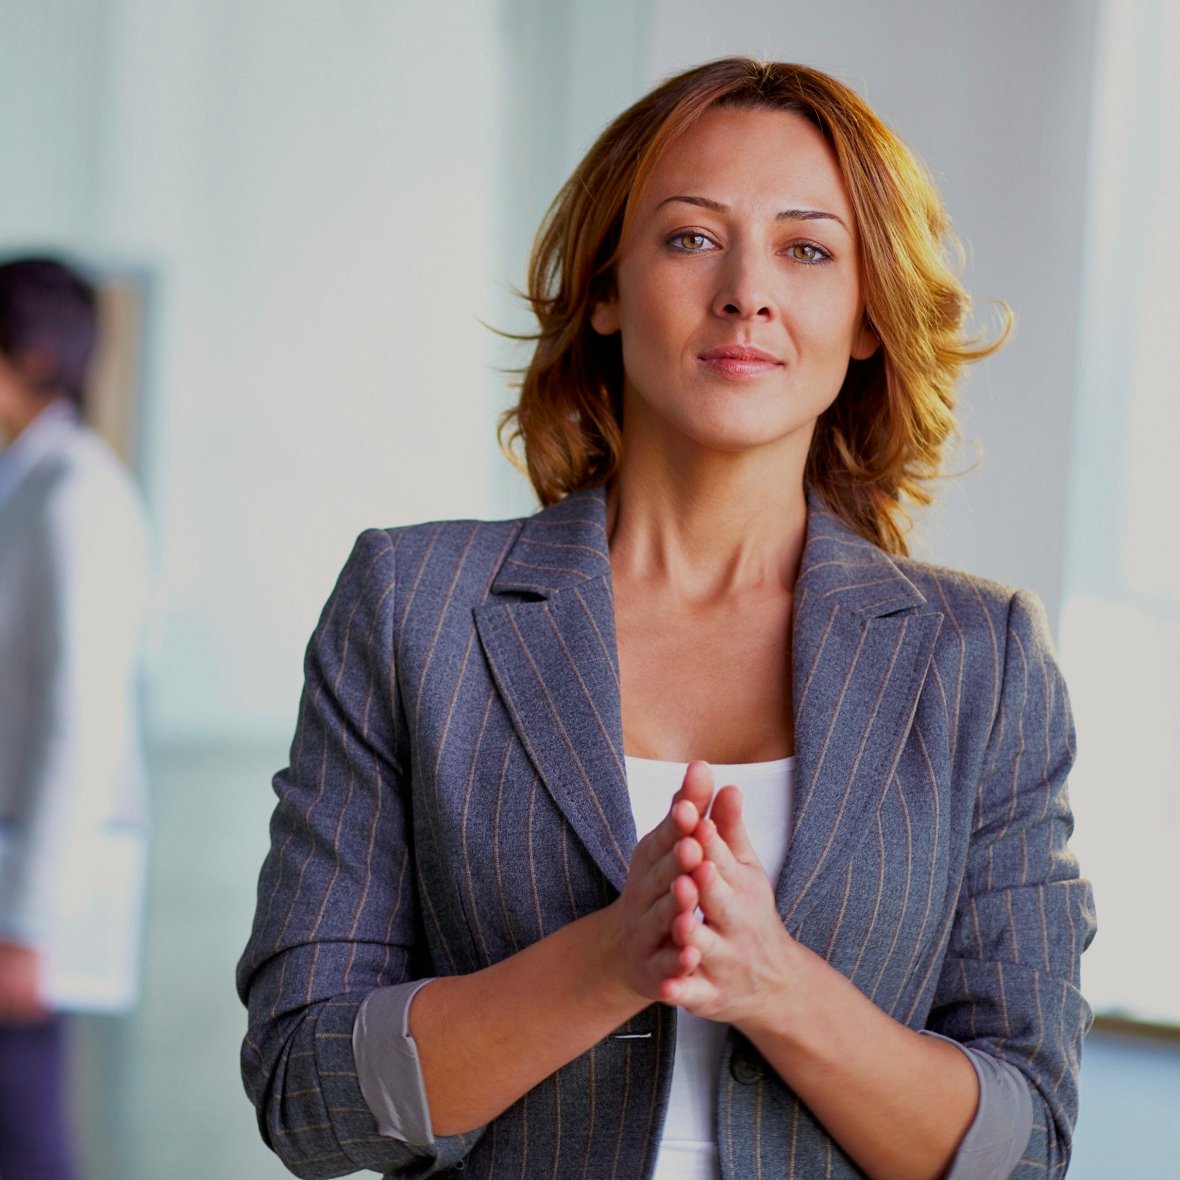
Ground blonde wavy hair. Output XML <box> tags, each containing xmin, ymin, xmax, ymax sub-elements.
<box><xmin>499</xmin><ymin>57</ymin><xmax>1009</xmax><ymax>554</ymax></box>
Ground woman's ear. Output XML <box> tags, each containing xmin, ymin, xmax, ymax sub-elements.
<box><xmin>851</xmin><ymin>318</ymin><xmax>879</xmax><ymax>361</ymax></box>
<box><xmin>590</xmin><ymin>296</ymin><xmax>620</xmax><ymax>336</ymax></box>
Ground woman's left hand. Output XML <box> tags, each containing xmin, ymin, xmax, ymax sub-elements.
<box><xmin>661</xmin><ymin>784</ymin><xmax>800</xmax><ymax>1033</ymax></box>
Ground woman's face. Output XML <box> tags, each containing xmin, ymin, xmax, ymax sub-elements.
<box><xmin>592</xmin><ymin>105</ymin><xmax>877</xmax><ymax>463</ymax></box>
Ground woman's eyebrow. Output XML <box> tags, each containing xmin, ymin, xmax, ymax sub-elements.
<box><xmin>656</xmin><ymin>194</ymin><xmax>729</xmax><ymax>214</ymax></box>
<box><xmin>655</xmin><ymin>194</ymin><xmax>849</xmax><ymax>233</ymax></box>
<box><xmin>777</xmin><ymin>208</ymin><xmax>849</xmax><ymax>233</ymax></box>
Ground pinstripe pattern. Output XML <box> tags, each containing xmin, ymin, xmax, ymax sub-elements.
<box><xmin>237</xmin><ymin>487</ymin><xmax>1095</xmax><ymax>1179</ymax></box>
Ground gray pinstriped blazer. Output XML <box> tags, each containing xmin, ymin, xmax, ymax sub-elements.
<box><xmin>238</xmin><ymin>486</ymin><xmax>1095</xmax><ymax>1179</ymax></box>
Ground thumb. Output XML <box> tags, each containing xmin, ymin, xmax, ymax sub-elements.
<box><xmin>675</xmin><ymin>760</ymin><xmax>715</xmax><ymax>819</ymax></box>
<box><xmin>709</xmin><ymin>785</ymin><xmax>759</xmax><ymax>866</ymax></box>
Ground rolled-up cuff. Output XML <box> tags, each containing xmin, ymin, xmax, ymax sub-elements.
<box><xmin>352</xmin><ymin>978</ymin><xmax>437</xmax><ymax>1146</ymax></box>
<box><xmin>920</xmin><ymin>1030</ymin><xmax>1034</xmax><ymax>1180</ymax></box>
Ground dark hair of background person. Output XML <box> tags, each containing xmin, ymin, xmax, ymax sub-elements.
<box><xmin>500</xmin><ymin>57</ymin><xmax>1012</xmax><ymax>555</ymax></box>
<box><xmin>0</xmin><ymin>257</ymin><xmax>98</xmax><ymax>412</ymax></box>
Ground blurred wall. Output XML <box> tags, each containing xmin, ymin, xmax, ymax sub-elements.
<box><xmin>0</xmin><ymin>1</ymin><xmax>107</xmax><ymax>239</ymax></box>
<box><xmin>109</xmin><ymin>3</ymin><xmax>506</xmax><ymax>742</ymax></box>
<box><xmin>3</xmin><ymin>0</ymin><xmax>506</xmax><ymax>745</ymax></box>
<box><xmin>1057</xmin><ymin>0</ymin><xmax>1180</xmax><ymax>1027</ymax></box>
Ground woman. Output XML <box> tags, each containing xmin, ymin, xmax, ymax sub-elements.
<box><xmin>238</xmin><ymin>59</ymin><xmax>1095</xmax><ymax>1180</ymax></box>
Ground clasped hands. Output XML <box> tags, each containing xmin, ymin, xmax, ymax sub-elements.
<box><xmin>611</xmin><ymin>760</ymin><xmax>797</xmax><ymax>1033</ymax></box>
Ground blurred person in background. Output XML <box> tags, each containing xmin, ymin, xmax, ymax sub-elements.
<box><xmin>0</xmin><ymin>258</ymin><xmax>150</xmax><ymax>1180</ymax></box>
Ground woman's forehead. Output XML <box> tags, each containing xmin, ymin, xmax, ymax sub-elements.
<box><xmin>636</xmin><ymin>107</ymin><xmax>856</xmax><ymax>225</ymax></box>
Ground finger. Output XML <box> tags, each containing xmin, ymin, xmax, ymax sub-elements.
<box><xmin>651</xmin><ymin>941</ymin><xmax>698</xmax><ymax>983</ymax></box>
<box><xmin>671</xmin><ymin>904</ymin><xmax>699</xmax><ymax>947</ymax></box>
<box><xmin>659</xmin><ymin>958</ymin><xmax>716</xmax><ymax>1007</ymax></box>
<box><xmin>692</xmin><ymin>856</ymin><xmax>739</xmax><ymax>928</ymax></box>
<box><xmin>659</xmin><ymin>971</ymin><xmax>688</xmax><ymax>1005</ymax></box>
<box><xmin>647</xmin><ymin>831</ymin><xmax>705</xmax><ymax>900</ymax></box>
<box><xmin>636</xmin><ymin>799</ymin><xmax>700</xmax><ymax>872</ymax></box>
<box><xmin>674</xmin><ymin>760</ymin><xmax>715</xmax><ymax>819</ymax></box>
<box><xmin>670</xmin><ymin>871</ymin><xmax>699</xmax><ymax>920</ymax></box>
<box><xmin>634</xmin><ymin>866</ymin><xmax>700</xmax><ymax>950</ymax></box>
<box><xmin>655</xmin><ymin>946</ymin><xmax>702</xmax><ymax>1003</ymax></box>
<box><xmin>692</xmin><ymin>816</ymin><xmax>742</xmax><ymax>880</ymax></box>
<box><xmin>709</xmin><ymin>786</ymin><xmax>761</xmax><ymax>867</ymax></box>
<box><xmin>671</xmin><ymin>800</ymin><xmax>701</xmax><ymax>840</ymax></box>
<box><xmin>670</xmin><ymin>880</ymin><xmax>703</xmax><ymax>947</ymax></box>
<box><xmin>674</xmin><ymin>834</ymin><xmax>704</xmax><ymax>875</ymax></box>
<box><xmin>647</xmin><ymin>878</ymin><xmax>695</xmax><ymax>932</ymax></box>
<box><xmin>673</xmin><ymin>904</ymin><xmax>725</xmax><ymax>959</ymax></box>
<box><xmin>629</xmin><ymin>849</ymin><xmax>687</xmax><ymax>919</ymax></box>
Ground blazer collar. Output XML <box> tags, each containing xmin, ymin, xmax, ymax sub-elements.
<box><xmin>477</xmin><ymin>484</ymin><xmax>942</xmax><ymax>916</ymax></box>
<box><xmin>491</xmin><ymin>484</ymin><xmax>929</xmax><ymax>613</ymax></box>
<box><xmin>488</xmin><ymin>487</ymin><xmax>612</xmax><ymax>598</ymax></box>
<box><xmin>795</xmin><ymin>488</ymin><xmax>928</xmax><ymax>618</ymax></box>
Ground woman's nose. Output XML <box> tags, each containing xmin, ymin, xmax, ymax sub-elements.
<box><xmin>712</xmin><ymin>247</ymin><xmax>775</xmax><ymax>320</ymax></box>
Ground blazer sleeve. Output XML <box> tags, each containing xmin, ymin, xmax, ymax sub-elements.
<box><xmin>927</xmin><ymin>589</ymin><xmax>1097</xmax><ymax>1179</ymax></box>
<box><xmin>236</xmin><ymin>529</ymin><xmax>482</xmax><ymax>1179</ymax></box>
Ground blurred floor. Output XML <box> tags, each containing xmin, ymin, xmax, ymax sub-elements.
<box><xmin>73</xmin><ymin>741</ymin><xmax>291</xmax><ymax>1180</ymax></box>
<box><xmin>68</xmin><ymin>744</ymin><xmax>1180</xmax><ymax>1179</ymax></box>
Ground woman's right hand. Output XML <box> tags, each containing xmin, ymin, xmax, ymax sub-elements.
<box><xmin>603</xmin><ymin>760</ymin><xmax>716</xmax><ymax>1003</ymax></box>
<box><xmin>407</xmin><ymin>762</ymin><xmax>719</xmax><ymax>1137</ymax></box>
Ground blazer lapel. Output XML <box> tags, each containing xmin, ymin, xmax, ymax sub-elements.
<box><xmin>474</xmin><ymin>486</ymin><xmax>944</xmax><ymax>910</ymax></box>
<box><xmin>776</xmin><ymin>496</ymin><xmax>944</xmax><ymax>930</ymax></box>
<box><xmin>474</xmin><ymin>488</ymin><xmax>635</xmax><ymax>893</ymax></box>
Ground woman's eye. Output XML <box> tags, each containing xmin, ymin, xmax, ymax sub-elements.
<box><xmin>787</xmin><ymin>242</ymin><xmax>830</xmax><ymax>263</ymax></box>
<box><xmin>668</xmin><ymin>231</ymin><xmax>714</xmax><ymax>253</ymax></box>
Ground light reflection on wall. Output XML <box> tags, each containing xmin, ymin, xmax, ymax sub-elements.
<box><xmin>1061</xmin><ymin>0</ymin><xmax>1180</xmax><ymax>1025</ymax></box>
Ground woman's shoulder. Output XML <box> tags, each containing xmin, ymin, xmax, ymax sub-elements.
<box><xmin>894</xmin><ymin>552</ymin><xmax>1018</xmax><ymax>613</ymax></box>
<box><xmin>355</xmin><ymin>512</ymin><xmax>526</xmax><ymax>563</ymax></box>
<box><xmin>891</xmin><ymin>552</ymin><xmax>1058</xmax><ymax>669</ymax></box>
<box><xmin>346</xmin><ymin>489</ymin><xmax>608</xmax><ymax>587</ymax></box>
<box><xmin>804</xmin><ymin>493</ymin><xmax>1048</xmax><ymax>643</ymax></box>
<box><xmin>332</xmin><ymin>509</ymin><xmax>548</xmax><ymax>617</ymax></box>
<box><xmin>336</xmin><ymin>514</ymin><xmax>523</xmax><ymax>595</ymax></box>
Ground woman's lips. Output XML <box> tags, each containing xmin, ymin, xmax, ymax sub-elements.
<box><xmin>698</xmin><ymin>344</ymin><xmax>783</xmax><ymax>379</ymax></box>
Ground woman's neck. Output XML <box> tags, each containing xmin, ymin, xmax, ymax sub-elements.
<box><xmin>606</xmin><ymin>436</ymin><xmax>809</xmax><ymax>602</ymax></box>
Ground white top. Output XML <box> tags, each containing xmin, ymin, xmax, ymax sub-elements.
<box><xmin>624</xmin><ymin>755</ymin><xmax>795</xmax><ymax>1180</ymax></box>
